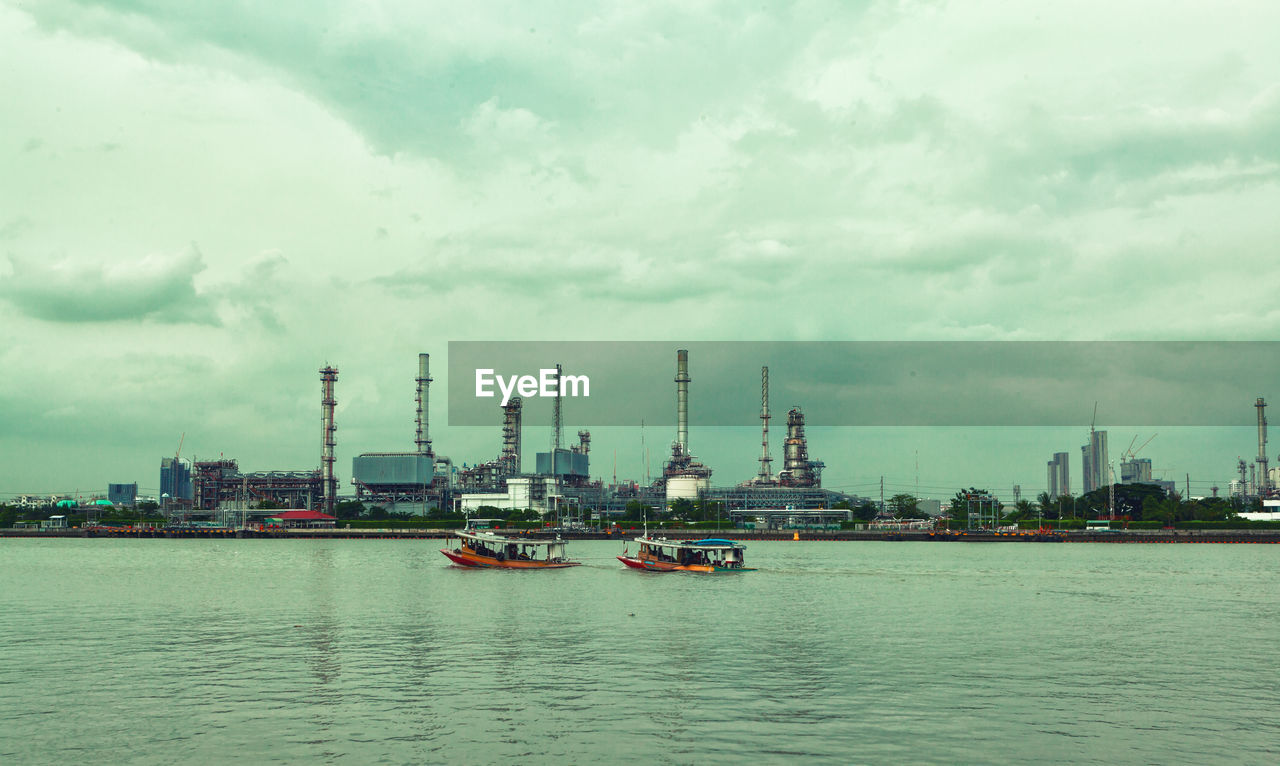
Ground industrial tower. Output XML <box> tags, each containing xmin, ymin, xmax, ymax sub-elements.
<box><xmin>320</xmin><ymin>365</ymin><xmax>338</xmax><ymax>514</ymax></box>
<box><xmin>1257</xmin><ymin>397</ymin><xmax>1270</xmax><ymax>497</ymax></box>
<box><xmin>415</xmin><ymin>353</ymin><xmax>433</xmax><ymax>458</ymax></box>
<box><xmin>758</xmin><ymin>366</ymin><xmax>773</xmax><ymax>483</ymax></box>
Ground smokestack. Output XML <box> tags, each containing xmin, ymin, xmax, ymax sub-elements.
<box><xmin>416</xmin><ymin>353</ymin><xmax>433</xmax><ymax>456</ymax></box>
<box><xmin>758</xmin><ymin>365</ymin><xmax>772</xmax><ymax>482</ymax></box>
<box><xmin>320</xmin><ymin>365</ymin><xmax>339</xmax><ymax>513</ymax></box>
<box><xmin>1258</xmin><ymin>397</ymin><xmax>1269</xmax><ymax>496</ymax></box>
<box><xmin>502</xmin><ymin>397</ymin><xmax>522</xmax><ymax>474</ymax></box>
<box><xmin>675</xmin><ymin>349</ymin><xmax>690</xmax><ymax>452</ymax></box>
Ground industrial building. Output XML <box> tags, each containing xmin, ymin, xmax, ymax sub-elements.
<box><xmin>193</xmin><ymin>459</ymin><xmax>325</xmax><ymax>511</ymax></box>
<box><xmin>352</xmin><ymin>353</ymin><xmax>455</xmax><ymax>510</ymax></box>
<box><xmin>661</xmin><ymin>349</ymin><xmax>712</xmax><ymax>502</ymax></box>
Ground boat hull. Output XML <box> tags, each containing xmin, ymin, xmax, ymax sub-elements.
<box><xmin>441</xmin><ymin>549</ymin><xmax>580</xmax><ymax>569</ymax></box>
<box><xmin>617</xmin><ymin>556</ymin><xmax>754</xmax><ymax>573</ymax></box>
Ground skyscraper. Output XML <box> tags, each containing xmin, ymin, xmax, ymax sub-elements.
<box><xmin>160</xmin><ymin>457</ymin><xmax>192</xmax><ymax>502</ymax></box>
<box><xmin>1082</xmin><ymin>430</ymin><xmax>1109</xmax><ymax>493</ymax></box>
<box><xmin>1046</xmin><ymin>452</ymin><xmax>1070</xmax><ymax>499</ymax></box>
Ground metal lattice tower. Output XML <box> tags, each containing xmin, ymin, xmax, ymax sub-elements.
<box><xmin>1257</xmin><ymin>398</ymin><xmax>1269</xmax><ymax>497</ymax></box>
<box><xmin>320</xmin><ymin>365</ymin><xmax>338</xmax><ymax>513</ymax></box>
<box><xmin>758</xmin><ymin>366</ymin><xmax>773</xmax><ymax>482</ymax></box>
<box><xmin>502</xmin><ymin>397</ymin><xmax>522</xmax><ymax>474</ymax></box>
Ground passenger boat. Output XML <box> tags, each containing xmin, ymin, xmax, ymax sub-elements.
<box><xmin>440</xmin><ymin>529</ymin><xmax>580</xmax><ymax>569</ymax></box>
<box><xmin>617</xmin><ymin>537</ymin><xmax>755</xmax><ymax>572</ymax></box>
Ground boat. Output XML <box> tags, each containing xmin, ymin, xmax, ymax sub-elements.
<box><xmin>440</xmin><ymin>528</ymin><xmax>580</xmax><ymax>569</ymax></box>
<box><xmin>617</xmin><ymin>537</ymin><xmax>756</xmax><ymax>573</ymax></box>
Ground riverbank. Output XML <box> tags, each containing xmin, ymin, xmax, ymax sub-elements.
<box><xmin>5</xmin><ymin>527</ymin><xmax>1280</xmax><ymax>543</ymax></box>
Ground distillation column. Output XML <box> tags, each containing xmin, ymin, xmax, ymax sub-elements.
<box><xmin>502</xmin><ymin>397</ymin><xmax>522</xmax><ymax>474</ymax></box>
<box><xmin>320</xmin><ymin>365</ymin><xmax>338</xmax><ymax>513</ymax></box>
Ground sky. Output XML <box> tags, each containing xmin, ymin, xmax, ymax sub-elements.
<box><xmin>2</xmin><ymin>1</ymin><xmax>1279</xmax><ymax>502</ymax></box>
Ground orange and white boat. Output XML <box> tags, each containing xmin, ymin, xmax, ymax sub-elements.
<box><xmin>617</xmin><ymin>537</ymin><xmax>755</xmax><ymax>573</ymax></box>
<box><xmin>440</xmin><ymin>528</ymin><xmax>580</xmax><ymax>569</ymax></box>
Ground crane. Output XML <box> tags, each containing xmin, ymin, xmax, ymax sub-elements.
<box><xmin>1121</xmin><ymin>433</ymin><xmax>1156</xmax><ymax>462</ymax></box>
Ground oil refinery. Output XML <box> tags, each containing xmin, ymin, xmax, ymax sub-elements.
<box><xmin>148</xmin><ymin>347</ymin><xmax>863</xmax><ymax>523</ymax></box>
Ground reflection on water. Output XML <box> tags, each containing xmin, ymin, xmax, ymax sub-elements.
<box><xmin>1</xmin><ymin>539</ymin><xmax>1278</xmax><ymax>764</ymax></box>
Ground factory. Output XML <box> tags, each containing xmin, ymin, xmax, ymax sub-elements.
<box><xmin>163</xmin><ymin>347</ymin><xmax>856</xmax><ymax>524</ymax></box>
<box><xmin>351</xmin><ymin>354</ymin><xmax>455</xmax><ymax>510</ymax></box>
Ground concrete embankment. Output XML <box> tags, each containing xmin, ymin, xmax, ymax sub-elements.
<box><xmin>4</xmin><ymin>527</ymin><xmax>1280</xmax><ymax>543</ymax></box>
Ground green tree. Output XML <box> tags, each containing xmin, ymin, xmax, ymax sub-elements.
<box><xmin>888</xmin><ymin>494</ymin><xmax>927</xmax><ymax>520</ymax></box>
<box><xmin>1006</xmin><ymin>499</ymin><xmax>1036</xmax><ymax>522</ymax></box>
<box><xmin>0</xmin><ymin>505</ymin><xmax>17</xmax><ymax>529</ymax></box>
<box><xmin>949</xmin><ymin>487</ymin><xmax>994</xmax><ymax>527</ymax></box>
<box><xmin>668</xmin><ymin>497</ymin><xmax>695</xmax><ymax>521</ymax></box>
<box><xmin>852</xmin><ymin>501</ymin><xmax>878</xmax><ymax>522</ymax></box>
<box><xmin>334</xmin><ymin>500</ymin><xmax>365</xmax><ymax>520</ymax></box>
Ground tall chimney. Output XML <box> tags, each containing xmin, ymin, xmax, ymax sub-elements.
<box><xmin>675</xmin><ymin>349</ymin><xmax>690</xmax><ymax>453</ymax></box>
<box><xmin>416</xmin><ymin>353</ymin><xmax>433</xmax><ymax>456</ymax></box>
<box><xmin>320</xmin><ymin>365</ymin><xmax>339</xmax><ymax>513</ymax></box>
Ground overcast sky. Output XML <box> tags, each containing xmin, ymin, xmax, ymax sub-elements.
<box><xmin>3</xmin><ymin>1</ymin><xmax>1279</xmax><ymax>501</ymax></box>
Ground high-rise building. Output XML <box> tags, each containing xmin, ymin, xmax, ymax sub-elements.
<box><xmin>1082</xmin><ymin>430</ymin><xmax>1109</xmax><ymax>493</ymax></box>
<box><xmin>1046</xmin><ymin>452</ymin><xmax>1070</xmax><ymax>499</ymax></box>
<box><xmin>160</xmin><ymin>457</ymin><xmax>192</xmax><ymax>502</ymax></box>
<box><xmin>1120</xmin><ymin>458</ymin><xmax>1153</xmax><ymax>484</ymax></box>
<box><xmin>107</xmin><ymin>482</ymin><xmax>137</xmax><ymax>506</ymax></box>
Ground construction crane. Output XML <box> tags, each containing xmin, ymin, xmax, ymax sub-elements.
<box><xmin>1121</xmin><ymin>433</ymin><xmax>1156</xmax><ymax>462</ymax></box>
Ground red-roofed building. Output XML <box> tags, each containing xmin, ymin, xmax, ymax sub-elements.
<box><xmin>268</xmin><ymin>510</ymin><xmax>337</xmax><ymax>528</ymax></box>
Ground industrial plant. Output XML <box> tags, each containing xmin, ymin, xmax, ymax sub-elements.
<box><xmin>144</xmin><ymin>346</ymin><xmax>865</xmax><ymax>524</ymax></box>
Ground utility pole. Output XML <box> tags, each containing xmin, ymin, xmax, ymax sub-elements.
<box><xmin>880</xmin><ymin>476</ymin><xmax>884</xmax><ymax>515</ymax></box>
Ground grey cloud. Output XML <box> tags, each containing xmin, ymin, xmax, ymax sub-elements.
<box><xmin>204</xmin><ymin>253</ymin><xmax>291</xmax><ymax>332</ymax></box>
<box><xmin>0</xmin><ymin>216</ymin><xmax>34</xmax><ymax>241</ymax></box>
<box><xmin>0</xmin><ymin>247</ymin><xmax>219</xmax><ymax>325</ymax></box>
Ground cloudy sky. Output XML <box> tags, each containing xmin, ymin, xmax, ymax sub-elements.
<box><xmin>3</xmin><ymin>1</ymin><xmax>1279</xmax><ymax>502</ymax></box>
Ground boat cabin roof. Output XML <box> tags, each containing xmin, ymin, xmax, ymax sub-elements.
<box><xmin>633</xmin><ymin>536</ymin><xmax>745</xmax><ymax>550</ymax></box>
<box><xmin>457</xmin><ymin>529</ymin><xmax>562</xmax><ymax>546</ymax></box>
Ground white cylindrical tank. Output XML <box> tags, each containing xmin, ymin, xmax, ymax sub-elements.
<box><xmin>665</xmin><ymin>474</ymin><xmax>708</xmax><ymax>502</ymax></box>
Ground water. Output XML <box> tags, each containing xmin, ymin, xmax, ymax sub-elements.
<box><xmin>2</xmin><ymin>539</ymin><xmax>1277</xmax><ymax>764</ymax></box>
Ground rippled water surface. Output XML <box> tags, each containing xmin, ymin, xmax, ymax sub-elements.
<box><xmin>2</xmin><ymin>539</ymin><xmax>1278</xmax><ymax>764</ymax></box>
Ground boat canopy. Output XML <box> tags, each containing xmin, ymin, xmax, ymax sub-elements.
<box><xmin>457</xmin><ymin>529</ymin><xmax>564</xmax><ymax>546</ymax></box>
<box><xmin>635</xmin><ymin>536</ymin><xmax>745</xmax><ymax>550</ymax></box>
